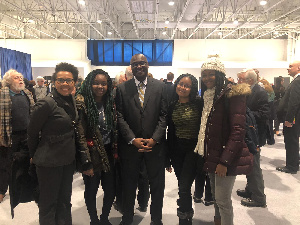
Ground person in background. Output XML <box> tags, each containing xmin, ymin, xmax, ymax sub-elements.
<box><xmin>76</xmin><ymin>69</ymin><xmax>117</xmax><ymax>225</ymax></box>
<box><xmin>115</xmin><ymin>71</ymin><xmax>127</xmax><ymax>85</ymax></box>
<box><xmin>28</xmin><ymin>62</ymin><xmax>80</xmax><ymax>225</ymax></box>
<box><xmin>227</xmin><ymin>77</ymin><xmax>235</xmax><ymax>84</ymax></box>
<box><xmin>260</xmin><ymin>79</ymin><xmax>275</xmax><ymax>145</ymax></box>
<box><xmin>276</xmin><ymin>60</ymin><xmax>300</xmax><ymax>174</ymax></box>
<box><xmin>0</xmin><ymin>69</ymin><xmax>35</xmax><ymax>203</ymax></box>
<box><xmin>76</xmin><ymin>76</ymin><xmax>84</xmax><ymax>91</ymax></box>
<box><xmin>125</xmin><ymin>66</ymin><xmax>133</xmax><ymax>80</ymax></box>
<box><xmin>34</xmin><ymin>76</ymin><xmax>48</xmax><ymax>100</ymax></box>
<box><xmin>24</xmin><ymin>78</ymin><xmax>37</xmax><ymax>102</ymax></box>
<box><xmin>165</xmin><ymin>72</ymin><xmax>175</xmax><ymax>107</ymax></box>
<box><xmin>236</xmin><ymin>69</ymin><xmax>268</xmax><ymax>208</ymax></box>
<box><xmin>197</xmin><ymin>56</ymin><xmax>253</xmax><ymax>225</ymax></box>
<box><xmin>167</xmin><ymin>73</ymin><xmax>202</xmax><ymax>225</ymax></box>
<box><xmin>273</xmin><ymin>76</ymin><xmax>285</xmax><ymax>136</ymax></box>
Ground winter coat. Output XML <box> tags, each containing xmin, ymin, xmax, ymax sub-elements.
<box><xmin>0</xmin><ymin>87</ymin><xmax>35</xmax><ymax>147</ymax></box>
<box><xmin>203</xmin><ymin>83</ymin><xmax>253</xmax><ymax>176</ymax></box>
<box><xmin>75</xmin><ymin>94</ymin><xmax>118</xmax><ymax>173</ymax></box>
<box><xmin>28</xmin><ymin>89</ymin><xmax>78</xmax><ymax>167</ymax></box>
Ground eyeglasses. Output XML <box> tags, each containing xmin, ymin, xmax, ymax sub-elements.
<box><xmin>56</xmin><ymin>78</ymin><xmax>74</xmax><ymax>84</ymax></box>
<box><xmin>178</xmin><ymin>82</ymin><xmax>191</xmax><ymax>89</ymax></box>
<box><xmin>130</xmin><ymin>61</ymin><xmax>147</xmax><ymax>68</ymax></box>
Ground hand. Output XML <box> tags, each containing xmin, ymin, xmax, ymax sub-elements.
<box><xmin>284</xmin><ymin>121</ymin><xmax>293</xmax><ymax>127</ymax></box>
<box><xmin>83</xmin><ymin>168</ymin><xmax>94</xmax><ymax>177</ymax></box>
<box><xmin>215</xmin><ymin>164</ymin><xmax>227</xmax><ymax>177</ymax></box>
<box><xmin>138</xmin><ymin>138</ymin><xmax>156</xmax><ymax>152</ymax></box>
<box><xmin>30</xmin><ymin>158</ymin><xmax>33</xmax><ymax>164</ymax></box>
<box><xmin>166</xmin><ymin>167</ymin><xmax>172</xmax><ymax>173</ymax></box>
<box><xmin>132</xmin><ymin>138</ymin><xmax>146</xmax><ymax>149</ymax></box>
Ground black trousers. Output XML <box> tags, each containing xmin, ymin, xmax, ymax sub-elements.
<box><xmin>171</xmin><ymin>138</ymin><xmax>198</xmax><ymax>183</ymax></box>
<box><xmin>137</xmin><ymin>158</ymin><xmax>150</xmax><ymax>208</ymax></box>
<box><xmin>284</xmin><ymin>124</ymin><xmax>300</xmax><ymax>172</ymax></box>
<box><xmin>36</xmin><ymin>161</ymin><xmax>75</xmax><ymax>225</ymax></box>
<box><xmin>194</xmin><ymin>171</ymin><xmax>212</xmax><ymax>201</ymax></box>
<box><xmin>83</xmin><ymin>145</ymin><xmax>115</xmax><ymax>223</ymax></box>
<box><xmin>0</xmin><ymin>132</ymin><xmax>27</xmax><ymax>195</ymax></box>
<box><xmin>0</xmin><ymin>146</ymin><xmax>12</xmax><ymax>195</ymax></box>
<box><xmin>121</xmin><ymin>145</ymin><xmax>165</xmax><ymax>224</ymax></box>
<box><xmin>178</xmin><ymin>151</ymin><xmax>204</xmax><ymax>213</ymax></box>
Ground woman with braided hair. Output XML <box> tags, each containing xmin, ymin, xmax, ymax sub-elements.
<box><xmin>76</xmin><ymin>69</ymin><xmax>117</xmax><ymax>225</ymax></box>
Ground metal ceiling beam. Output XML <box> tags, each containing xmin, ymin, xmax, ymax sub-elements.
<box><xmin>171</xmin><ymin>0</ymin><xmax>192</xmax><ymax>39</ymax></box>
<box><xmin>204</xmin><ymin>0</ymin><xmax>255</xmax><ymax>39</ymax></box>
<box><xmin>188</xmin><ymin>0</ymin><xmax>225</xmax><ymax>39</ymax></box>
<box><xmin>0</xmin><ymin>0</ymin><xmax>73</xmax><ymax>39</ymax></box>
<box><xmin>154</xmin><ymin>0</ymin><xmax>159</xmax><ymax>39</ymax></box>
<box><xmin>63</xmin><ymin>0</ymin><xmax>106</xmax><ymax>39</ymax></box>
<box><xmin>33</xmin><ymin>0</ymin><xmax>88</xmax><ymax>39</ymax></box>
<box><xmin>124</xmin><ymin>0</ymin><xmax>139</xmax><ymax>38</ymax></box>
<box><xmin>238</xmin><ymin>1</ymin><xmax>300</xmax><ymax>39</ymax></box>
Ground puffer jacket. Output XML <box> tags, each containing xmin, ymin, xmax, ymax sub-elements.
<box><xmin>203</xmin><ymin>83</ymin><xmax>253</xmax><ymax>176</ymax></box>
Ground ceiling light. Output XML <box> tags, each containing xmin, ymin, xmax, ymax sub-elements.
<box><xmin>274</xmin><ymin>31</ymin><xmax>279</xmax><ymax>35</ymax></box>
<box><xmin>260</xmin><ymin>0</ymin><xmax>267</xmax><ymax>6</ymax></box>
<box><xmin>233</xmin><ymin>19</ymin><xmax>238</xmax><ymax>25</ymax></box>
<box><xmin>107</xmin><ymin>31</ymin><xmax>112</xmax><ymax>35</ymax></box>
<box><xmin>162</xmin><ymin>31</ymin><xmax>167</xmax><ymax>35</ymax></box>
<box><xmin>168</xmin><ymin>1</ymin><xmax>175</xmax><ymax>6</ymax></box>
<box><xmin>218</xmin><ymin>31</ymin><xmax>222</xmax><ymax>36</ymax></box>
<box><xmin>28</xmin><ymin>19</ymin><xmax>35</xmax><ymax>23</ymax></box>
<box><xmin>78</xmin><ymin>0</ymin><xmax>85</xmax><ymax>6</ymax></box>
<box><xmin>97</xmin><ymin>20</ymin><xmax>102</xmax><ymax>24</ymax></box>
<box><xmin>165</xmin><ymin>19</ymin><xmax>169</xmax><ymax>24</ymax></box>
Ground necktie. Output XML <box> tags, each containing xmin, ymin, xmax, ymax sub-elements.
<box><xmin>138</xmin><ymin>82</ymin><xmax>145</xmax><ymax>107</ymax></box>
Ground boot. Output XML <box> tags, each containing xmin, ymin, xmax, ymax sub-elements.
<box><xmin>214</xmin><ymin>217</ymin><xmax>221</xmax><ymax>225</ymax></box>
<box><xmin>177</xmin><ymin>209</ymin><xmax>193</xmax><ymax>225</ymax></box>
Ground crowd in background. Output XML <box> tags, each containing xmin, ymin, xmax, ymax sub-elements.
<box><xmin>0</xmin><ymin>55</ymin><xmax>299</xmax><ymax>225</ymax></box>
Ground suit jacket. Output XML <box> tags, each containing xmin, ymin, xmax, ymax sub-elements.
<box><xmin>116</xmin><ymin>77</ymin><xmax>167</xmax><ymax>151</ymax></box>
<box><xmin>277</xmin><ymin>75</ymin><xmax>300</xmax><ymax>125</ymax></box>
<box><xmin>247</xmin><ymin>83</ymin><xmax>270</xmax><ymax>147</ymax></box>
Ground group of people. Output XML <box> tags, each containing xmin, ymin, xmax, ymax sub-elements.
<box><xmin>0</xmin><ymin>54</ymin><xmax>299</xmax><ymax>225</ymax></box>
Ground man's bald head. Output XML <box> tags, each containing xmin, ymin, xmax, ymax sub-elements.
<box><xmin>287</xmin><ymin>61</ymin><xmax>300</xmax><ymax>77</ymax></box>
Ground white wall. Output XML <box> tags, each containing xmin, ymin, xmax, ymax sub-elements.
<box><xmin>0</xmin><ymin>38</ymin><xmax>294</xmax><ymax>84</ymax></box>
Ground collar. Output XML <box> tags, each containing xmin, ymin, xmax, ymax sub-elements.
<box><xmin>293</xmin><ymin>73</ymin><xmax>300</xmax><ymax>80</ymax></box>
<box><xmin>9</xmin><ymin>89</ymin><xmax>25</xmax><ymax>96</ymax></box>
<box><xmin>134</xmin><ymin>76</ymin><xmax>148</xmax><ymax>87</ymax></box>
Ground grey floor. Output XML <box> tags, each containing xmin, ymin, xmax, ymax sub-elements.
<box><xmin>0</xmin><ymin>133</ymin><xmax>299</xmax><ymax>225</ymax></box>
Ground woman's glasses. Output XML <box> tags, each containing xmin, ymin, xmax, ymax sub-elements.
<box><xmin>56</xmin><ymin>78</ymin><xmax>74</xmax><ymax>84</ymax></box>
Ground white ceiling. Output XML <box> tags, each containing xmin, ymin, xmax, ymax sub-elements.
<box><xmin>0</xmin><ymin>0</ymin><xmax>300</xmax><ymax>40</ymax></box>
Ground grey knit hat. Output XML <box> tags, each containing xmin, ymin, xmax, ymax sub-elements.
<box><xmin>201</xmin><ymin>54</ymin><xmax>226</xmax><ymax>75</ymax></box>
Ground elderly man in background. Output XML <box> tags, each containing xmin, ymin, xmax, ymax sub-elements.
<box><xmin>236</xmin><ymin>68</ymin><xmax>269</xmax><ymax>208</ymax></box>
<box><xmin>0</xmin><ymin>69</ymin><xmax>35</xmax><ymax>202</ymax></box>
<box><xmin>125</xmin><ymin>66</ymin><xmax>134</xmax><ymax>80</ymax></box>
<box><xmin>34</xmin><ymin>76</ymin><xmax>48</xmax><ymax>100</ymax></box>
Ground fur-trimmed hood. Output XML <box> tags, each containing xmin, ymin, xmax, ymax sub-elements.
<box><xmin>226</xmin><ymin>83</ymin><xmax>251</xmax><ymax>98</ymax></box>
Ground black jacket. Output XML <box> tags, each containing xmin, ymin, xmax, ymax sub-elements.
<box><xmin>247</xmin><ymin>84</ymin><xmax>270</xmax><ymax>147</ymax></box>
<box><xmin>277</xmin><ymin>75</ymin><xmax>300</xmax><ymax>125</ymax></box>
<box><xmin>28</xmin><ymin>89</ymin><xmax>78</xmax><ymax>167</ymax></box>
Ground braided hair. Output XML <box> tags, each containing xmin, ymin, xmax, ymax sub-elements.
<box><xmin>200</xmin><ymin>70</ymin><xmax>227</xmax><ymax>102</ymax></box>
<box><xmin>172</xmin><ymin>73</ymin><xmax>199</xmax><ymax>103</ymax></box>
<box><xmin>77</xmin><ymin>69</ymin><xmax>114</xmax><ymax>130</ymax></box>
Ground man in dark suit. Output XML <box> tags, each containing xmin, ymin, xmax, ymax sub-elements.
<box><xmin>276</xmin><ymin>61</ymin><xmax>300</xmax><ymax>174</ymax></box>
<box><xmin>236</xmin><ymin>69</ymin><xmax>269</xmax><ymax>208</ymax></box>
<box><xmin>116</xmin><ymin>54</ymin><xmax>167</xmax><ymax>225</ymax></box>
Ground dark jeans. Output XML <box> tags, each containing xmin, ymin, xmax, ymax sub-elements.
<box><xmin>83</xmin><ymin>145</ymin><xmax>115</xmax><ymax>223</ymax></box>
<box><xmin>178</xmin><ymin>151</ymin><xmax>204</xmax><ymax>213</ymax></box>
<box><xmin>36</xmin><ymin>161</ymin><xmax>75</xmax><ymax>225</ymax></box>
<box><xmin>284</xmin><ymin>125</ymin><xmax>300</xmax><ymax>171</ymax></box>
<box><xmin>194</xmin><ymin>171</ymin><xmax>212</xmax><ymax>201</ymax></box>
<box><xmin>171</xmin><ymin>138</ymin><xmax>198</xmax><ymax>183</ymax></box>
